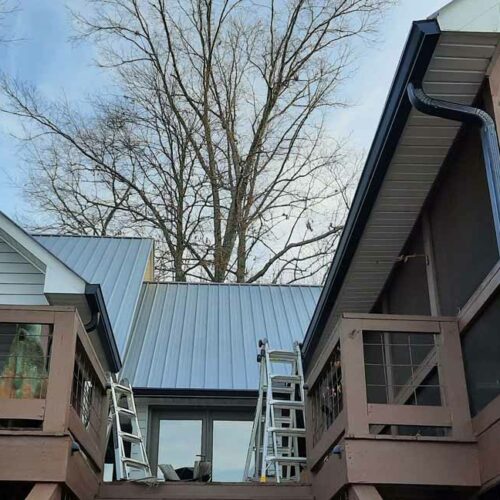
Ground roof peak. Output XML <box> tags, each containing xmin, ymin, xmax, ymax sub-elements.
<box><xmin>33</xmin><ymin>233</ymin><xmax>153</xmax><ymax>241</ymax></box>
<box><xmin>143</xmin><ymin>281</ymin><xmax>322</xmax><ymax>288</ymax></box>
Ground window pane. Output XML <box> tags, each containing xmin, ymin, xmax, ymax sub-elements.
<box><xmin>158</xmin><ymin>419</ymin><xmax>202</xmax><ymax>472</ymax></box>
<box><xmin>212</xmin><ymin>420</ymin><xmax>252</xmax><ymax>482</ymax></box>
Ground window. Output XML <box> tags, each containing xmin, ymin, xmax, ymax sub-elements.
<box><xmin>0</xmin><ymin>323</ymin><xmax>52</xmax><ymax>400</ymax></box>
<box><xmin>212</xmin><ymin>420</ymin><xmax>252</xmax><ymax>481</ymax></box>
<box><xmin>158</xmin><ymin>419</ymin><xmax>202</xmax><ymax>472</ymax></box>
<box><xmin>150</xmin><ymin>408</ymin><xmax>253</xmax><ymax>482</ymax></box>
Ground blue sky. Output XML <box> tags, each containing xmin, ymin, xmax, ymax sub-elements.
<box><xmin>0</xmin><ymin>0</ymin><xmax>450</xmax><ymax>221</ymax></box>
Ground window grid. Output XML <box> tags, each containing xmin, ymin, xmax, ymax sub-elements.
<box><xmin>310</xmin><ymin>342</ymin><xmax>342</xmax><ymax>445</ymax></box>
<box><xmin>363</xmin><ymin>331</ymin><xmax>442</xmax><ymax>406</ymax></box>
<box><xmin>0</xmin><ymin>323</ymin><xmax>52</xmax><ymax>400</ymax></box>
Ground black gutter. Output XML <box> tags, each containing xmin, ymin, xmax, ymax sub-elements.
<box><xmin>407</xmin><ymin>82</ymin><xmax>500</xmax><ymax>251</ymax></box>
<box><xmin>302</xmin><ymin>20</ymin><xmax>441</xmax><ymax>366</ymax></box>
<box><xmin>133</xmin><ymin>387</ymin><xmax>258</xmax><ymax>399</ymax></box>
<box><xmin>86</xmin><ymin>283</ymin><xmax>122</xmax><ymax>373</ymax></box>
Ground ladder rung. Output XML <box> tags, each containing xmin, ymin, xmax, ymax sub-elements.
<box><xmin>267</xmin><ymin>456</ymin><xmax>307</xmax><ymax>464</ymax></box>
<box><xmin>271</xmin><ymin>385</ymin><xmax>295</xmax><ymax>394</ymax></box>
<box><xmin>120</xmin><ymin>432</ymin><xmax>142</xmax><ymax>443</ymax></box>
<box><xmin>270</xmin><ymin>427</ymin><xmax>306</xmax><ymax>437</ymax></box>
<box><xmin>268</xmin><ymin>350</ymin><xmax>297</xmax><ymax>362</ymax></box>
<box><xmin>270</xmin><ymin>400</ymin><xmax>304</xmax><ymax>409</ymax></box>
<box><xmin>117</xmin><ymin>407</ymin><xmax>135</xmax><ymax>417</ymax></box>
<box><xmin>123</xmin><ymin>458</ymin><xmax>150</xmax><ymax>468</ymax></box>
<box><xmin>113</xmin><ymin>383</ymin><xmax>133</xmax><ymax>394</ymax></box>
<box><xmin>270</xmin><ymin>375</ymin><xmax>301</xmax><ymax>384</ymax></box>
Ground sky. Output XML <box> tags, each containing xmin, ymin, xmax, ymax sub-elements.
<box><xmin>0</xmin><ymin>0</ymin><xmax>451</xmax><ymax>222</ymax></box>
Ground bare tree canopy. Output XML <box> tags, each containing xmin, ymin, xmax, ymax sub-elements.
<box><xmin>1</xmin><ymin>0</ymin><xmax>393</xmax><ymax>283</ymax></box>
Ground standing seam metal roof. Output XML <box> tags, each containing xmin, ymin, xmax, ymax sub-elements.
<box><xmin>34</xmin><ymin>235</ymin><xmax>153</xmax><ymax>356</ymax></box>
<box><xmin>122</xmin><ymin>282</ymin><xmax>322</xmax><ymax>391</ymax></box>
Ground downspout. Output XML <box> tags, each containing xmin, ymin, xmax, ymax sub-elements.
<box><xmin>407</xmin><ymin>82</ymin><xmax>500</xmax><ymax>253</ymax></box>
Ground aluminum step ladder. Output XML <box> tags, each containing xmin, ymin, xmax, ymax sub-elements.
<box><xmin>108</xmin><ymin>378</ymin><xmax>153</xmax><ymax>481</ymax></box>
<box><xmin>243</xmin><ymin>339</ymin><xmax>307</xmax><ymax>483</ymax></box>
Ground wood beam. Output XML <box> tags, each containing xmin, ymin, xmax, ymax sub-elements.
<box><xmin>26</xmin><ymin>483</ymin><xmax>61</xmax><ymax>500</ymax></box>
<box><xmin>349</xmin><ymin>485</ymin><xmax>383</xmax><ymax>500</ymax></box>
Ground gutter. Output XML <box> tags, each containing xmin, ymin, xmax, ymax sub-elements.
<box><xmin>86</xmin><ymin>283</ymin><xmax>122</xmax><ymax>373</ymax></box>
<box><xmin>407</xmin><ymin>82</ymin><xmax>500</xmax><ymax>252</ymax></box>
<box><xmin>301</xmin><ymin>20</ymin><xmax>441</xmax><ymax>366</ymax></box>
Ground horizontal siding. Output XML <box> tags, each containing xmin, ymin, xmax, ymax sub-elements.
<box><xmin>0</xmin><ymin>238</ymin><xmax>47</xmax><ymax>306</ymax></box>
<box><xmin>130</xmin><ymin>400</ymin><xmax>149</xmax><ymax>462</ymax></box>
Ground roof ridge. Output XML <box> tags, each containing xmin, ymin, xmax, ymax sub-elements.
<box><xmin>33</xmin><ymin>233</ymin><xmax>154</xmax><ymax>241</ymax></box>
<box><xmin>142</xmin><ymin>280</ymin><xmax>323</xmax><ymax>288</ymax></box>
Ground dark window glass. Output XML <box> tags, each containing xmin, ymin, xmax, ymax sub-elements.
<box><xmin>462</xmin><ymin>291</ymin><xmax>500</xmax><ymax>416</ymax></box>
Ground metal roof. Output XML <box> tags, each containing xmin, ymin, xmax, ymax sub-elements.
<box><xmin>34</xmin><ymin>235</ymin><xmax>153</xmax><ymax>356</ymax></box>
<box><xmin>122</xmin><ymin>283</ymin><xmax>322</xmax><ymax>391</ymax></box>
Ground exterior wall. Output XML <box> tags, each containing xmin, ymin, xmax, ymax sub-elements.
<box><xmin>428</xmin><ymin>124</ymin><xmax>498</xmax><ymax>316</ymax></box>
<box><xmin>374</xmin><ymin>221</ymin><xmax>431</xmax><ymax>315</ymax></box>
<box><xmin>0</xmin><ymin>238</ymin><xmax>47</xmax><ymax>306</ymax></box>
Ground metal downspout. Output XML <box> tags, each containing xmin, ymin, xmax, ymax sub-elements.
<box><xmin>407</xmin><ymin>82</ymin><xmax>500</xmax><ymax>253</ymax></box>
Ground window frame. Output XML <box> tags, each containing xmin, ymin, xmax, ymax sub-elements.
<box><xmin>148</xmin><ymin>403</ymin><xmax>254</xmax><ymax>475</ymax></box>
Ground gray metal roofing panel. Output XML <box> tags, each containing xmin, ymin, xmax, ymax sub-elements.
<box><xmin>122</xmin><ymin>283</ymin><xmax>322</xmax><ymax>390</ymax></box>
<box><xmin>33</xmin><ymin>235</ymin><xmax>153</xmax><ymax>355</ymax></box>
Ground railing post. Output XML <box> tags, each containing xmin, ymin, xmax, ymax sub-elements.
<box><xmin>43</xmin><ymin>310</ymin><xmax>78</xmax><ymax>433</ymax></box>
<box><xmin>439</xmin><ymin>320</ymin><xmax>474</xmax><ymax>440</ymax></box>
<box><xmin>340</xmin><ymin>320</ymin><xmax>369</xmax><ymax>436</ymax></box>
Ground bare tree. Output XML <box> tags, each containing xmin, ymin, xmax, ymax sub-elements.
<box><xmin>1</xmin><ymin>0</ymin><xmax>392</xmax><ymax>283</ymax></box>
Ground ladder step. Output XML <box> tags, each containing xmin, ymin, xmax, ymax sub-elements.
<box><xmin>271</xmin><ymin>385</ymin><xmax>295</xmax><ymax>394</ymax></box>
<box><xmin>120</xmin><ymin>432</ymin><xmax>142</xmax><ymax>443</ymax></box>
<box><xmin>123</xmin><ymin>458</ymin><xmax>150</xmax><ymax>468</ymax></box>
<box><xmin>268</xmin><ymin>350</ymin><xmax>297</xmax><ymax>362</ymax></box>
<box><xmin>267</xmin><ymin>456</ymin><xmax>307</xmax><ymax>464</ymax></box>
<box><xmin>113</xmin><ymin>383</ymin><xmax>133</xmax><ymax>393</ymax></box>
<box><xmin>270</xmin><ymin>400</ymin><xmax>304</xmax><ymax>409</ymax></box>
<box><xmin>116</xmin><ymin>407</ymin><xmax>135</xmax><ymax>417</ymax></box>
<box><xmin>270</xmin><ymin>427</ymin><xmax>306</xmax><ymax>437</ymax></box>
<box><xmin>270</xmin><ymin>374</ymin><xmax>301</xmax><ymax>384</ymax></box>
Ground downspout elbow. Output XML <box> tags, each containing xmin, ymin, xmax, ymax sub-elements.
<box><xmin>407</xmin><ymin>81</ymin><xmax>500</xmax><ymax>252</ymax></box>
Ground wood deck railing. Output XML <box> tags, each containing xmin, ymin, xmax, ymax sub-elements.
<box><xmin>0</xmin><ymin>305</ymin><xmax>108</xmax><ymax>474</ymax></box>
<box><xmin>305</xmin><ymin>313</ymin><xmax>478</xmax><ymax>499</ymax></box>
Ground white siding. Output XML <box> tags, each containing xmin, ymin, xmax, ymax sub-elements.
<box><xmin>0</xmin><ymin>239</ymin><xmax>47</xmax><ymax>305</ymax></box>
<box><xmin>130</xmin><ymin>399</ymin><xmax>149</xmax><ymax>462</ymax></box>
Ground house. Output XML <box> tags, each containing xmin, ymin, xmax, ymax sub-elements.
<box><xmin>1</xmin><ymin>0</ymin><xmax>500</xmax><ymax>498</ymax></box>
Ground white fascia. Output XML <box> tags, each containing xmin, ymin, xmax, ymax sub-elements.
<box><xmin>0</xmin><ymin>212</ymin><xmax>87</xmax><ymax>295</ymax></box>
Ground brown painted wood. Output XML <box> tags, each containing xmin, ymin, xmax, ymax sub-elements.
<box><xmin>310</xmin><ymin>448</ymin><xmax>348</xmax><ymax>500</ymax></box>
<box><xmin>74</xmin><ymin>317</ymin><xmax>107</xmax><ymax>390</ymax></box>
<box><xmin>472</xmin><ymin>394</ymin><xmax>500</xmax><ymax>437</ymax></box>
<box><xmin>26</xmin><ymin>483</ymin><xmax>61</xmax><ymax>500</ymax></box>
<box><xmin>308</xmin><ymin>411</ymin><xmax>346</xmax><ymax>470</ymax></box>
<box><xmin>0</xmin><ymin>307</ymin><xmax>56</xmax><ymax>324</ymax></box>
<box><xmin>345</xmin><ymin>438</ymin><xmax>481</xmax><ymax>487</ymax></box>
<box><xmin>68</xmin><ymin>406</ymin><xmax>103</xmax><ymax>471</ymax></box>
<box><xmin>0</xmin><ymin>435</ymin><xmax>69</xmax><ymax>482</ymax></box>
<box><xmin>367</xmin><ymin>404</ymin><xmax>451</xmax><ymax>427</ymax></box>
<box><xmin>458</xmin><ymin>260</ymin><xmax>500</xmax><ymax>333</ymax></box>
<box><xmin>340</xmin><ymin>323</ymin><xmax>369</xmax><ymax>436</ymax></box>
<box><xmin>439</xmin><ymin>321</ymin><xmax>474</xmax><ymax>440</ymax></box>
<box><xmin>43</xmin><ymin>311</ymin><xmax>78</xmax><ymax>433</ymax></box>
<box><xmin>476</xmin><ymin>416</ymin><xmax>500</xmax><ymax>490</ymax></box>
<box><xmin>66</xmin><ymin>452</ymin><xmax>100</xmax><ymax>500</ymax></box>
<box><xmin>422</xmin><ymin>211</ymin><xmax>441</xmax><ymax>316</ymax></box>
<box><xmin>349</xmin><ymin>485</ymin><xmax>383</xmax><ymax>500</ymax></box>
<box><xmin>97</xmin><ymin>482</ymin><xmax>314</xmax><ymax>499</ymax></box>
<box><xmin>0</xmin><ymin>398</ymin><xmax>45</xmax><ymax>420</ymax></box>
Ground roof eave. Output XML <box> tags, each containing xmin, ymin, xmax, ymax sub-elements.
<box><xmin>86</xmin><ymin>283</ymin><xmax>122</xmax><ymax>373</ymax></box>
<box><xmin>302</xmin><ymin>19</ymin><xmax>441</xmax><ymax>364</ymax></box>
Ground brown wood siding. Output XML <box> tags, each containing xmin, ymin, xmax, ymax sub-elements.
<box><xmin>428</xmin><ymin>125</ymin><xmax>498</xmax><ymax>316</ymax></box>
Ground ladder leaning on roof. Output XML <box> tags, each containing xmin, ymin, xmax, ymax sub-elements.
<box><xmin>243</xmin><ymin>339</ymin><xmax>307</xmax><ymax>483</ymax></box>
<box><xmin>108</xmin><ymin>377</ymin><xmax>153</xmax><ymax>481</ymax></box>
